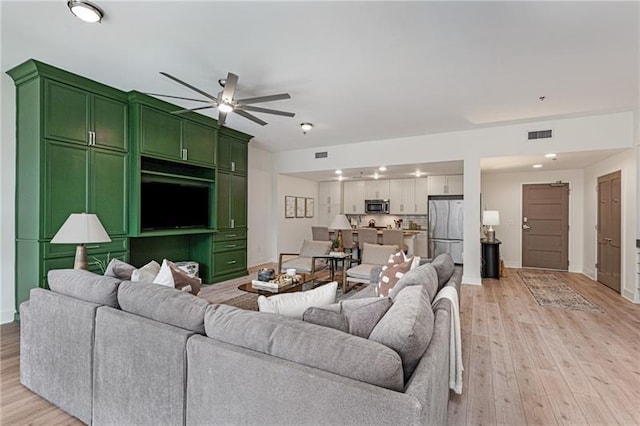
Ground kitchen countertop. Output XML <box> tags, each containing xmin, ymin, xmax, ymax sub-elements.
<box><xmin>330</xmin><ymin>229</ymin><xmax>424</xmax><ymax>236</ymax></box>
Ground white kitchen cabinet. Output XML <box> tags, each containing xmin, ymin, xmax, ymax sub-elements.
<box><xmin>365</xmin><ymin>179</ymin><xmax>390</xmax><ymax>199</ymax></box>
<box><xmin>389</xmin><ymin>179</ymin><xmax>403</xmax><ymax>214</ymax></box>
<box><xmin>317</xmin><ymin>202</ymin><xmax>342</xmax><ymax>227</ymax></box>
<box><xmin>415</xmin><ymin>177</ymin><xmax>428</xmax><ymax>214</ymax></box>
<box><xmin>428</xmin><ymin>175</ymin><xmax>463</xmax><ymax>196</ymax></box>
<box><xmin>390</xmin><ymin>179</ymin><xmax>417</xmax><ymax>214</ymax></box>
<box><xmin>318</xmin><ymin>181</ymin><xmax>342</xmax><ymax>204</ymax></box>
<box><xmin>343</xmin><ymin>180</ymin><xmax>365</xmax><ymax>214</ymax></box>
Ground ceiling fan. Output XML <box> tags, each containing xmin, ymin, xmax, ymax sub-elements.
<box><xmin>148</xmin><ymin>71</ymin><xmax>295</xmax><ymax>126</ymax></box>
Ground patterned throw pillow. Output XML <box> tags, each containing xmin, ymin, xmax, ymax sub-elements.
<box><xmin>376</xmin><ymin>252</ymin><xmax>413</xmax><ymax>297</ymax></box>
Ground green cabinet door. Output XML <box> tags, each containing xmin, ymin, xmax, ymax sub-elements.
<box><xmin>231</xmin><ymin>140</ymin><xmax>248</xmax><ymax>174</ymax></box>
<box><xmin>93</xmin><ymin>95</ymin><xmax>128</xmax><ymax>152</ymax></box>
<box><xmin>91</xmin><ymin>149</ymin><xmax>128</xmax><ymax>236</ymax></box>
<box><xmin>182</xmin><ymin>120</ymin><xmax>216</xmax><ymax>167</ymax></box>
<box><xmin>44</xmin><ymin>80</ymin><xmax>89</xmax><ymax>145</ymax></box>
<box><xmin>44</xmin><ymin>141</ymin><xmax>88</xmax><ymax>239</ymax></box>
<box><xmin>232</xmin><ymin>174</ymin><xmax>247</xmax><ymax>228</ymax></box>
<box><xmin>139</xmin><ymin>106</ymin><xmax>181</xmax><ymax>160</ymax></box>
<box><xmin>216</xmin><ymin>171</ymin><xmax>231</xmax><ymax>230</ymax></box>
<box><xmin>217</xmin><ymin>134</ymin><xmax>232</xmax><ymax>170</ymax></box>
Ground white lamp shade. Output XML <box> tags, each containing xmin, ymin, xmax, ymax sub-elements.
<box><xmin>482</xmin><ymin>210</ymin><xmax>500</xmax><ymax>226</ymax></box>
<box><xmin>328</xmin><ymin>214</ymin><xmax>351</xmax><ymax>230</ymax></box>
<box><xmin>51</xmin><ymin>213</ymin><xmax>111</xmax><ymax>244</ymax></box>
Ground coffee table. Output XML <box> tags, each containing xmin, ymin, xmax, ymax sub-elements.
<box><xmin>237</xmin><ymin>273</ymin><xmax>310</xmax><ymax>296</ymax></box>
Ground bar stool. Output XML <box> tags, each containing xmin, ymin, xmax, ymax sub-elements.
<box><xmin>382</xmin><ymin>229</ymin><xmax>406</xmax><ymax>253</ymax></box>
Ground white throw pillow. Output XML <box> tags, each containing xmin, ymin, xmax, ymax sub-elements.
<box><xmin>153</xmin><ymin>259</ymin><xmax>175</xmax><ymax>287</ymax></box>
<box><xmin>130</xmin><ymin>260</ymin><xmax>161</xmax><ymax>283</ymax></box>
<box><xmin>257</xmin><ymin>281</ymin><xmax>338</xmax><ymax>319</ymax></box>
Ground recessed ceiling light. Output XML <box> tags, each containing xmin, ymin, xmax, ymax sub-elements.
<box><xmin>338</xmin><ymin>175</ymin><xmax>344</xmax><ymax>181</ymax></box>
<box><xmin>335</xmin><ymin>170</ymin><xmax>342</xmax><ymax>175</ymax></box>
<box><xmin>379</xmin><ymin>166</ymin><xmax>387</xmax><ymax>172</ymax></box>
<box><xmin>415</xmin><ymin>170</ymin><xmax>422</xmax><ymax>177</ymax></box>
<box><xmin>373</xmin><ymin>173</ymin><xmax>379</xmax><ymax>180</ymax></box>
<box><xmin>545</xmin><ymin>153</ymin><xmax>557</xmax><ymax>158</ymax></box>
<box><xmin>67</xmin><ymin>0</ymin><xmax>104</xmax><ymax>23</ymax></box>
<box><xmin>533</xmin><ymin>164</ymin><xmax>543</xmax><ymax>168</ymax></box>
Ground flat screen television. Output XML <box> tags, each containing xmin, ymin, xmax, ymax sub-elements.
<box><xmin>141</xmin><ymin>180</ymin><xmax>210</xmax><ymax>231</ymax></box>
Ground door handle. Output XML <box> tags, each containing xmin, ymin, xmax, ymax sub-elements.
<box><xmin>522</xmin><ymin>224</ymin><xmax>531</xmax><ymax>230</ymax></box>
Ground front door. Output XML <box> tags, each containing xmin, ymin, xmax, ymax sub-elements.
<box><xmin>597</xmin><ymin>171</ymin><xmax>621</xmax><ymax>292</ymax></box>
<box><xmin>521</xmin><ymin>183</ymin><xmax>569</xmax><ymax>270</ymax></box>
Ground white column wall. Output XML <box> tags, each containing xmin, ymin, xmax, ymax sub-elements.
<box><xmin>463</xmin><ymin>158</ymin><xmax>482</xmax><ymax>285</ymax></box>
<box><xmin>247</xmin><ymin>145</ymin><xmax>276</xmax><ymax>267</ymax></box>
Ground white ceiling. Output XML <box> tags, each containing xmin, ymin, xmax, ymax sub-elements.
<box><xmin>2</xmin><ymin>1</ymin><xmax>638</xmax><ymax>160</ymax></box>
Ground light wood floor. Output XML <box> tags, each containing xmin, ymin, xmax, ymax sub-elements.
<box><xmin>1</xmin><ymin>267</ymin><xmax>639</xmax><ymax>425</ymax></box>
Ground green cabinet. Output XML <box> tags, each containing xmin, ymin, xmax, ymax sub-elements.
<box><xmin>139</xmin><ymin>106</ymin><xmax>182</xmax><ymax>160</ymax></box>
<box><xmin>216</xmin><ymin>172</ymin><xmax>247</xmax><ymax>230</ymax></box>
<box><xmin>208</xmin><ymin>230</ymin><xmax>248</xmax><ymax>283</ymax></box>
<box><xmin>182</xmin><ymin>121</ymin><xmax>216</xmax><ymax>167</ymax></box>
<box><xmin>217</xmin><ymin>132</ymin><xmax>247</xmax><ymax>173</ymax></box>
<box><xmin>8</xmin><ymin>59</ymin><xmax>129</xmax><ymax>317</ymax></box>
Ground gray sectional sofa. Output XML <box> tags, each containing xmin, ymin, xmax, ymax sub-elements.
<box><xmin>19</xmin><ymin>255</ymin><xmax>462</xmax><ymax>425</ymax></box>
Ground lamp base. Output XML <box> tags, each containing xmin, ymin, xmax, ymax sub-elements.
<box><xmin>486</xmin><ymin>228</ymin><xmax>496</xmax><ymax>243</ymax></box>
<box><xmin>337</xmin><ymin>230</ymin><xmax>344</xmax><ymax>252</ymax></box>
<box><xmin>74</xmin><ymin>245</ymin><xmax>88</xmax><ymax>270</ymax></box>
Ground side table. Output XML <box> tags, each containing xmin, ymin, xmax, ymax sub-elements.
<box><xmin>481</xmin><ymin>239</ymin><xmax>501</xmax><ymax>279</ymax></box>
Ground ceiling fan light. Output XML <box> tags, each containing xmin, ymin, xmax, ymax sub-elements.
<box><xmin>218</xmin><ymin>103</ymin><xmax>233</xmax><ymax>113</ymax></box>
<box><xmin>300</xmin><ymin>122</ymin><xmax>313</xmax><ymax>132</ymax></box>
<box><xmin>67</xmin><ymin>0</ymin><xmax>104</xmax><ymax>23</ymax></box>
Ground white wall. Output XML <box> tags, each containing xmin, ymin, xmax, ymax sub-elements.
<box><xmin>247</xmin><ymin>145</ymin><xmax>276</xmax><ymax>267</ymax></box>
<box><xmin>481</xmin><ymin>169</ymin><xmax>585</xmax><ymax>272</ymax></box>
<box><xmin>276</xmin><ymin>175</ymin><xmax>319</xmax><ymax>255</ymax></box>
<box><xmin>1</xmin><ymin>72</ymin><xmax>16</xmax><ymax>323</ymax></box>
<box><xmin>583</xmin><ymin>148</ymin><xmax>638</xmax><ymax>302</ymax></box>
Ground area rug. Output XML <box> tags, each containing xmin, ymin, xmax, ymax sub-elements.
<box><xmin>221</xmin><ymin>281</ymin><xmax>368</xmax><ymax>311</ymax></box>
<box><xmin>518</xmin><ymin>270</ymin><xmax>604</xmax><ymax>313</ymax></box>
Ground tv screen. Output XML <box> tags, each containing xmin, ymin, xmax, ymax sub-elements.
<box><xmin>141</xmin><ymin>180</ymin><xmax>210</xmax><ymax>231</ymax></box>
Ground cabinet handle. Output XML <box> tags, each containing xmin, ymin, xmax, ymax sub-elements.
<box><xmin>231</xmin><ymin>161</ymin><xmax>235</xmax><ymax>172</ymax></box>
<box><xmin>88</xmin><ymin>131</ymin><xmax>95</xmax><ymax>146</ymax></box>
<box><xmin>352</xmin><ymin>205</ymin><xmax>355</xmax><ymax>212</ymax></box>
<box><xmin>86</xmin><ymin>245</ymin><xmax>100</xmax><ymax>249</ymax></box>
<box><xmin>182</xmin><ymin>149</ymin><xmax>188</xmax><ymax>160</ymax></box>
<box><xmin>415</xmin><ymin>204</ymin><xmax>417</xmax><ymax>212</ymax></box>
<box><xmin>226</xmin><ymin>244</ymin><xmax>237</xmax><ymax>248</ymax></box>
<box><xmin>226</xmin><ymin>234</ymin><xmax>237</xmax><ymax>237</ymax></box>
<box><xmin>230</xmin><ymin>219</ymin><xmax>235</xmax><ymax>228</ymax></box>
<box><xmin>227</xmin><ymin>260</ymin><xmax>237</xmax><ymax>265</ymax></box>
<box><xmin>400</xmin><ymin>204</ymin><xmax>404</xmax><ymax>212</ymax></box>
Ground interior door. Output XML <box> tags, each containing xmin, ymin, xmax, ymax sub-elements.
<box><xmin>597</xmin><ymin>171</ymin><xmax>621</xmax><ymax>292</ymax></box>
<box><xmin>521</xmin><ymin>183</ymin><xmax>569</xmax><ymax>270</ymax></box>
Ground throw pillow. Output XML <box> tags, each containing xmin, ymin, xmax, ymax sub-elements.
<box><xmin>302</xmin><ymin>307</ymin><xmax>349</xmax><ymax>333</ymax></box>
<box><xmin>153</xmin><ymin>259</ymin><xmax>202</xmax><ymax>295</ymax></box>
<box><xmin>340</xmin><ymin>297</ymin><xmax>393</xmax><ymax>338</ymax></box>
<box><xmin>430</xmin><ymin>253</ymin><xmax>455</xmax><ymax>290</ymax></box>
<box><xmin>390</xmin><ymin>263</ymin><xmax>439</xmax><ymax>301</ymax></box>
<box><xmin>104</xmin><ymin>258</ymin><xmax>136</xmax><ymax>280</ymax></box>
<box><xmin>376</xmin><ymin>257</ymin><xmax>413</xmax><ymax>298</ymax></box>
<box><xmin>153</xmin><ymin>259</ymin><xmax>176</xmax><ymax>287</ymax></box>
<box><xmin>130</xmin><ymin>260</ymin><xmax>161</xmax><ymax>283</ymax></box>
<box><xmin>257</xmin><ymin>281</ymin><xmax>338</xmax><ymax>319</ymax></box>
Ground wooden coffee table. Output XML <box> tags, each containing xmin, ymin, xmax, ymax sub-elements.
<box><xmin>237</xmin><ymin>273</ymin><xmax>310</xmax><ymax>296</ymax></box>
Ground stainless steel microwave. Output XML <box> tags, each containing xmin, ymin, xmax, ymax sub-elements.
<box><xmin>365</xmin><ymin>199</ymin><xmax>390</xmax><ymax>214</ymax></box>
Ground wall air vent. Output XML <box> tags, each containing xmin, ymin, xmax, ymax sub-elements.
<box><xmin>527</xmin><ymin>129</ymin><xmax>553</xmax><ymax>140</ymax></box>
<box><xmin>315</xmin><ymin>151</ymin><xmax>328</xmax><ymax>159</ymax></box>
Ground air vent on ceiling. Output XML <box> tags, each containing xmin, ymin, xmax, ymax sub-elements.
<box><xmin>315</xmin><ymin>151</ymin><xmax>328</xmax><ymax>159</ymax></box>
<box><xmin>527</xmin><ymin>129</ymin><xmax>553</xmax><ymax>140</ymax></box>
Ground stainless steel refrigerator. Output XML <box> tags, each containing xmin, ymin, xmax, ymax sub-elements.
<box><xmin>428</xmin><ymin>197</ymin><xmax>464</xmax><ymax>264</ymax></box>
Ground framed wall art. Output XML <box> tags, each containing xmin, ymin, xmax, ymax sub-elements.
<box><xmin>285</xmin><ymin>196</ymin><xmax>296</xmax><ymax>218</ymax></box>
<box><xmin>305</xmin><ymin>198</ymin><xmax>314</xmax><ymax>218</ymax></box>
<box><xmin>296</xmin><ymin>197</ymin><xmax>306</xmax><ymax>218</ymax></box>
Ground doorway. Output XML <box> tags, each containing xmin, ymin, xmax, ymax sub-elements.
<box><xmin>521</xmin><ymin>183</ymin><xmax>569</xmax><ymax>270</ymax></box>
<box><xmin>597</xmin><ymin>171</ymin><xmax>621</xmax><ymax>292</ymax></box>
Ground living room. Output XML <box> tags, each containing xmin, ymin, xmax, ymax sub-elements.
<box><xmin>1</xmin><ymin>1</ymin><xmax>640</xmax><ymax>425</ymax></box>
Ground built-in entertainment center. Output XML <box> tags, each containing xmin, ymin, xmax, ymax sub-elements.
<box><xmin>9</xmin><ymin>59</ymin><xmax>251</xmax><ymax>317</ymax></box>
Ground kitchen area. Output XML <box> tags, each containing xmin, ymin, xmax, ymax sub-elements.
<box><xmin>318</xmin><ymin>174</ymin><xmax>463</xmax><ymax>263</ymax></box>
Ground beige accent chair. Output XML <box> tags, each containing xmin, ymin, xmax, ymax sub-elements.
<box><xmin>278</xmin><ymin>240</ymin><xmax>332</xmax><ymax>278</ymax></box>
<box><xmin>346</xmin><ymin>243</ymin><xmax>399</xmax><ymax>285</ymax></box>
<box><xmin>311</xmin><ymin>226</ymin><xmax>330</xmax><ymax>241</ymax></box>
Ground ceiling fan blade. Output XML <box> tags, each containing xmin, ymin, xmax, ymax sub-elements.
<box><xmin>236</xmin><ymin>93</ymin><xmax>291</xmax><ymax>105</ymax></box>
<box><xmin>218</xmin><ymin>110</ymin><xmax>228</xmax><ymax>126</ymax></box>
<box><xmin>145</xmin><ymin>93</ymin><xmax>211</xmax><ymax>103</ymax></box>
<box><xmin>241</xmin><ymin>105</ymin><xmax>295</xmax><ymax>117</ymax></box>
<box><xmin>159</xmin><ymin>72</ymin><xmax>219</xmax><ymax>102</ymax></box>
<box><xmin>171</xmin><ymin>105</ymin><xmax>215</xmax><ymax>114</ymax></box>
<box><xmin>221</xmin><ymin>72</ymin><xmax>238</xmax><ymax>101</ymax></box>
<box><xmin>234</xmin><ymin>109</ymin><xmax>268</xmax><ymax>126</ymax></box>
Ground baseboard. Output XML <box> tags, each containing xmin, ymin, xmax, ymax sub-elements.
<box><xmin>582</xmin><ymin>268</ymin><xmax>596</xmax><ymax>280</ymax></box>
<box><xmin>622</xmin><ymin>289</ymin><xmax>639</xmax><ymax>303</ymax></box>
<box><xmin>1</xmin><ymin>309</ymin><xmax>16</xmax><ymax>324</ymax></box>
<box><xmin>503</xmin><ymin>260</ymin><xmax>520</xmax><ymax>268</ymax></box>
<box><xmin>462</xmin><ymin>274</ymin><xmax>482</xmax><ymax>286</ymax></box>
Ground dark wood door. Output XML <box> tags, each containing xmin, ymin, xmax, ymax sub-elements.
<box><xmin>522</xmin><ymin>183</ymin><xmax>569</xmax><ymax>270</ymax></box>
<box><xmin>597</xmin><ymin>171</ymin><xmax>621</xmax><ymax>292</ymax></box>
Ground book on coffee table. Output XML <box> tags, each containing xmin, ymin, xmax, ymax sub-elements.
<box><xmin>251</xmin><ymin>280</ymin><xmax>288</xmax><ymax>291</ymax></box>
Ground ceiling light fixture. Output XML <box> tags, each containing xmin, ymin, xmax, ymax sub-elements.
<box><xmin>335</xmin><ymin>170</ymin><xmax>342</xmax><ymax>175</ymax></box>
<box><xmin>338</xmin><ymin>175</ymin><xmax>344</xmax><ymax>181</ymax></box>
<box><xmin>373</xmin><ymin>173</ymin><xmax>379</xmax><ymax>180</ymax></box>
<box><xmin>415</xmin><ymin>170</ymin><xmax>422</xmax><ymax>177</ymax></box>
<box><xmin>533</xmin><ymin>164</ymin><xmax>543</xmax><ymax>168</ymax></box>
<box><xmin>379</xmin><ymin>166</ymin><xmax>387</xmax><ymax>172</ymax></box>
<box><xmin>67</xmin><ymin>0</ymin><xmax>104</xmax><ymax>23</ymax></box>
<box><xmin>545</xmin><ymin>153</ymin><xmax>557</xmax><ymax>158</ymax></box>
<box><xmin>300</xmin><ymin>122</ymin><xmax>313</xmax><ymax>134</ymax></box>
<box><xmin>218</xmin><ymin>102</ymin><xmax>233</xmax><ymax>113</ymax></box>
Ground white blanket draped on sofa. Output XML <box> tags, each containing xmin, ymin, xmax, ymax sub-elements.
<box><xmin>432</xmin><ymin>286</ymin><xmax>463</xmax><ymax>394</ymax></box>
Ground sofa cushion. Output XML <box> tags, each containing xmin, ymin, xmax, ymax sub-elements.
<box><xmin>117</xmin><ymin>281</ymin><xmax>209</xmax><ymax>333</ymax></box>
<box><xmin>346</xmin><ymin>263</ymin><xmax>377</xmax><ymax>280</ymax></box>
<box><xmin>302</xmin><ymin>307</ymin><xmax>349</xmax><ymax>333</ymax></box>
<box><xmin>104</xmin><ymin>258</ymin><xmax>136</xmax><ymax>280</ymax></box>
<box><xmin>431</xmin><ymin>253</ymin><xmax>455</xmax><ymax>290</ymax></box>
<box><xmin>48</xmin><ymin>269</ymin><xmax>122</xmax><ymax>308</ymax></box>
<box><xmin>257</xmin><ymin>281</ymin><xmax>337</xmax><ymax>319</ymax></box>
<box><xmin>391</xmin><ymin>263</ymin><xmax>439</xmax><ymax>301</ymax></box>
<box><xmin>361</xmin><ymin>243</ymin><xmax>399</xmax><ymax>266</ymax></box>
<box><xmin>204</xmin><ymin>304</ymin><xmax>404</xmax><ymax>391</ymax></box>
<box><xmin>304</xmin><ymin>297</ymin><xmax>393</xmax><ymax>338</ymax></box>
<box><xmin>131</xmin><ymin>260</ymin><xmax>161</xmax><ymax>282</ymax></box>
<box><xmin>369</xmin><ymin>285</ymin><xmax>434</xmax><ymax>382</ymax></box>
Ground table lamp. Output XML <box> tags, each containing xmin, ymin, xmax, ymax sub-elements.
<box><xmin>328</xmin><ymin>214</ymin><xmax>352</xmax><ymax>252</ymax></box>
<box><xmin>51</xmin><ymin>213</ymin><xmax>111</xmax><ymax>269</ymax></box>
<box><xmin>482</xmin><ymin>210</ymin><xmax>500</xmax><ymax>243</ymax></box>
